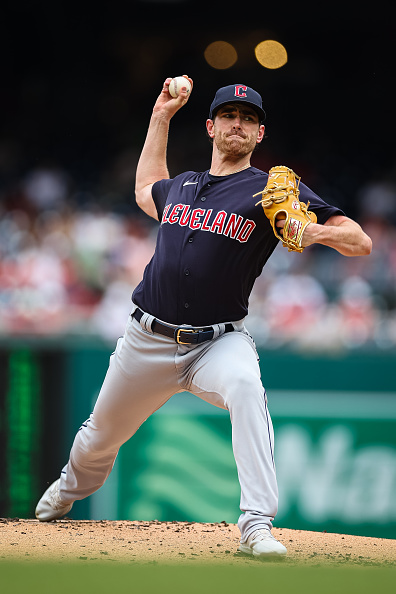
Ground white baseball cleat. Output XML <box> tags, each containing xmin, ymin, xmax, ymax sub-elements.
<box><xmin>239</xmin><ymin>529</ymin><xmax>287</xmax><ymax>558</ymax></box>
<box><xmin>35</xmin><ymin>479</ymin><xmax>73</xmax><ymax>522</ymax></box>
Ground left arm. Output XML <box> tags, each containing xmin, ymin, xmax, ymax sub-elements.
<box><xmin>301</xmin><ymin>215</ymin><xmax>372</xmax><ymax>256</ymax></box>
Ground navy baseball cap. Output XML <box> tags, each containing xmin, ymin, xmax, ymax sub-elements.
<box><xmin>209</xmin><ymin>84</ymin><xmax>266</xmax><ymax>122</ymax></box>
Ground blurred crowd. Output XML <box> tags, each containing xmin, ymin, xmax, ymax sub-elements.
<box><xmin>1</xmin><ymin>159</ymin><xmax>396</xmax><ymax>352</ymax></box>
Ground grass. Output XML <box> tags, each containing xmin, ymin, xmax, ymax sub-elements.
<box><xmin>1</xmin><ymin>561</ymin><xmax>395</xmax><ymax>594</ymax></box>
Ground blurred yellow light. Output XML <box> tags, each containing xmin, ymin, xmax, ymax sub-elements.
<box><xmin>204</xmin><ymin>41</ymin><xmax>238</xmax><ymax>70</ymax></box>
<box><xmin>255</xmin><ymin>40</ymin><xmax>288</xmax><ymax>69</ymax></box>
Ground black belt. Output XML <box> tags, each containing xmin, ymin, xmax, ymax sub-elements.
<box><xmin>132</xmin><ymin>307</ymin><xmax>234</xmax><ymax>345</ymax></box>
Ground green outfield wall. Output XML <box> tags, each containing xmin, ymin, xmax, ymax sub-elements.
<box><xmin>1</xmin><ymin>340</ymin><xmax>395</xmax><ymax>539</ymax></box>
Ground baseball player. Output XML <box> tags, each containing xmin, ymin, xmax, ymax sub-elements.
<box><xmin>35</xmin><ymin>77</ymin><xmax>372</xmax><ymax>558</ymax></box>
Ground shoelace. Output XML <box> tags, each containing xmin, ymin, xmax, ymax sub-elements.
<box><xmin>250</xmin><ymin>529</ymin><xmax>275</xmax><ymax>543</ymax></box>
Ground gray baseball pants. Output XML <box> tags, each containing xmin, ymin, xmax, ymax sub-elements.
<box><xmin>58</xmin><ymin>304</ymin><xmax>279</xmax><ymax>542</ymax></box>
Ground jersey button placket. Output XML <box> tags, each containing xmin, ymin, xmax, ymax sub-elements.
<box><xmin>180</xmin><ymin>255</ymin><xmax>192</xmax><ymax>318</ymax></box>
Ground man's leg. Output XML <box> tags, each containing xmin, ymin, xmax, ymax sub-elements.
<box><xmin>181</xmin><ymin>327</ymin><xmax>285</xmax><ymax>555</ymax></box>
<box><xmin>36</xmin><ymin>314</ymin><xmax>179</xmax><ymax>519</ymax></box>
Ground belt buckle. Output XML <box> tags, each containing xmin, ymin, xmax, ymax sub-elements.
<box><xmin>175</xmin><ymin>328</ymin><xmax>197</xmax><ymax>345</ymax></box>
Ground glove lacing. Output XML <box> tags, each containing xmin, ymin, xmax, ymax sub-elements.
<box><xmin>253</xmin><ymin>185</ymin><xmax>296</xmax><ymax>207</ymax></box>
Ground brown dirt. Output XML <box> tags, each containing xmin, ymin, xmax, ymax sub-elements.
<box><xmin>1</xmin><ymin>519</ymin><xmax>395</xmax><ymax>566</ymax></box>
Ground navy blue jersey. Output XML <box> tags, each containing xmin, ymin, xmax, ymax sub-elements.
<box><xmin>132</xmin><ymin>167</ymin><xmax>343</xmax><ymax>326</ymax></box>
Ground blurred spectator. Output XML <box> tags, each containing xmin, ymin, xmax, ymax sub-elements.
<box><xmin>22</xmin><ymin>164</ymin><xmax>71</xmax><ymax>212</ymax></box>
<box><xmin>336</xmin><ymin>276</ymin><xmax>377</xmax><ymax>348</ymax></box>
<box><xmin>358</xmin><ymin>173</ymin><xmax>396</xmax><ymax>224</ymax></box>
<box><xmin>248</xmin><ymin>272</ymin><xmax>328</xmax><ymax>349</ymax></box>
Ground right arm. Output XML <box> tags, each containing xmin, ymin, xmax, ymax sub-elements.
<box><xmin>135</xmin><ymin>76</ymin><xmax>193</xmax><ymax>220</ymax></box>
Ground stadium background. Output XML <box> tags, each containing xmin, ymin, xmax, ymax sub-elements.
<box><xmin>0</xmin><ymin>1</ymin><xmax>395</xmax><ymax>539</ymax></box>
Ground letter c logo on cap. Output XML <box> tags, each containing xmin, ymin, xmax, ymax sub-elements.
<box><xmin>234</xmin><ymin>85</ymin><xmax>247</xmax><ymax>98</ymax></box>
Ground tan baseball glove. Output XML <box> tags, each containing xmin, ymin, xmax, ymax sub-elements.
<box><xmin>253</xmin><ymin>165</ymin><xmax>317</xmax><ymax>253</ymax></box>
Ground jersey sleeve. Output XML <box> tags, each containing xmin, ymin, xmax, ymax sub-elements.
<box><xmin>151</xmin><ymin>178</ymin><xmax>174</xmax><ymax>221</ymax></box>
<box><xmin>299</xmin><ymin>182</ymin><xmax>345</xmax><ymax>225</ymax></box>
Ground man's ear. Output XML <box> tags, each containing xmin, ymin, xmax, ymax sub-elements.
<box><xmin>206</xmin><ymin>119</ymin><xmax>215</xmax><ymax>138</ymax></box>
<box><xmin>257</xmin><ymin>124</ymin><xmax>265</xmax><ymax>144</ymax></box>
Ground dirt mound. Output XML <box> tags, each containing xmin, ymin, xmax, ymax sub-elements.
<box><xmin>1</xmin><ymin>519</ymin><xmax>395</xmax><ymax>566</ymax></box>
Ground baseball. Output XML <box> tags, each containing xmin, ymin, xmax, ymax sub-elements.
<box><xmin>168</xmin><ymin>76</ymin><xmax>191</xmax><ymax>98</ymax></box>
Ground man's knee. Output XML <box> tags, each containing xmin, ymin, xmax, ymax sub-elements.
<box><xmin>226</xmin><ymin>372</ymin><xmax>264</xmax><ymax>407</ymax></box>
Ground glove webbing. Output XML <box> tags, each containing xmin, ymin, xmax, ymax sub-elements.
<box><xmin>253</xmin><ymin>185</ymin><xmax>296</xmax><ymax>208</ymax></box>
<box><xmin>253</xmin><ymin>169</ymin><xmax>301</xmax><ymax>207</ymax></box>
